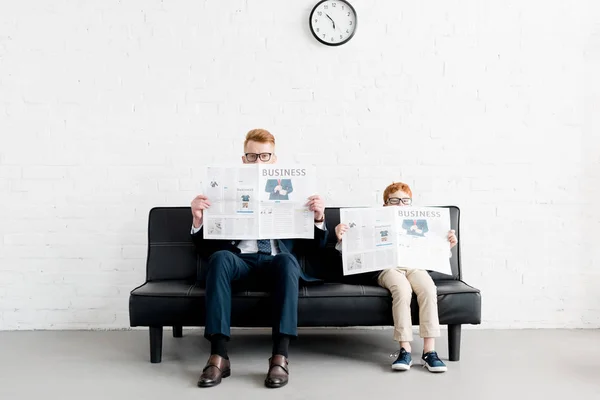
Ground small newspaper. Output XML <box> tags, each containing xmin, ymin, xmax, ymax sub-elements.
<box><xmin>340</xmin><ymin>206</ymin><xmax>452</xmax><ymax>276</ymax></box>
<box><xmin>203</xmin><ymin>164</ymin><xmax>316</xmax><ymax>239</ymax></box>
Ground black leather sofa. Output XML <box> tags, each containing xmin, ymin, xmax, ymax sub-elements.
<box><xmin>129</xmin><ymin>206</ymin><xmax>481</xmax><ymax>363</ymax></box>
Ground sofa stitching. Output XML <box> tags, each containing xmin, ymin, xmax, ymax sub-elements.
<box><xmin>186</xmin><ymin>283</ymin><xmax>195</xmax><ymax>297</ymax></box>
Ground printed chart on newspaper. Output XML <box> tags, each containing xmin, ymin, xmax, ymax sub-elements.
<box><xmin>258</xmin><ymin>164</ymin><xmax>316</xmax><ymax>239</ymax></box>
<box><xmin>340</xmin><ymin>207</ymin><xmax>398</xmax><ymax>276</ymax></box>
<box><xmin>203</xmin><ymin>164</ymin><xmax>316</xmax><ymax>240</ymax></box>
<box><xmin>395</xmin><ymin>207</ymin><xmax>452</xmax><ymax>275</ymax></box>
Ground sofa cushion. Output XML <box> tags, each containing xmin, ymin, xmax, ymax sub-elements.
<box><xmin>129</xmin><ymin>280</ymin><xmax>481</xmax><ymax>327</ymax></box>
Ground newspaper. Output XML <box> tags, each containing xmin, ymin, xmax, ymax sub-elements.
<box><xmin>203</xmin><ymin>164</ymin><xmax>316</xmax><ymax>239</ymax></box>
<box><xmin>340</xmin><ymin>206</ymin><xmax>452</xmax><ymax>276</ymax></box>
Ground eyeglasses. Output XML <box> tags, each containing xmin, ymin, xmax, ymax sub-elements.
<box><xmin>386</xmin><ymin>197</ymin><xmax>412</xmax><ymax>205</ymax></box>
<box><xmin>245</xmin><ymin>153</ymin><xmax>272</xmax><ymax>162</ymax></box>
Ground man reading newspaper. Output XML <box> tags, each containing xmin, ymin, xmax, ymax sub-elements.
<box><xmin>190</xmin><ymin>129</ymin><xmax>328</xmax><ymax>389</ymax></box>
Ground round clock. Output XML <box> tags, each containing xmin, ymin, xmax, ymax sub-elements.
<box><xmin>309</xmin><ymin>0</ymin><xmax>357</xmax><ymax>46</ymax></box>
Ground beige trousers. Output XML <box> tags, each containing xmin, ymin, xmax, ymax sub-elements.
<box><xmin>377</xmin><ymin>268</ymin><xmax>441</xmax><ymax>342</ymax></box>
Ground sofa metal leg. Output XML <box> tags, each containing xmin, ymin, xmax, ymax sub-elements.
<box><xmin>448</xmin><ymin>324</ymin><xmax>461</xmax><ymax>362</ymax></box>
<box><xmin>150</xmin><ymin>326</ymin><xmax>163</xmax><ymax>364</ymax></box>
<box><xmin>173</xmin><ymin>326</ymin><xmax>183</xmax><ymax>338</ymax></box>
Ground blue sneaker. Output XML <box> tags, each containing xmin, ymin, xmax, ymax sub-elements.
<box><xmin>391</xmin><ymin>348</ymin><xmax>412</xmax><ymax>371</ymax></box>
<box><xmin>422</xmin><ymin>351</ymin><xmax>447</xmax><ymax>372</ymax></box>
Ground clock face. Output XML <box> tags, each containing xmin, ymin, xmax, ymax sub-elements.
<box><xmin>309</xmin><ymin>0</ymin><xmax>357</xmax><ymax>46</ymax></box>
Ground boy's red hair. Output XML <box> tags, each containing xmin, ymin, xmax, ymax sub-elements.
<box><xmin>383</xmin><ymin>182</ymin><xmax>413</xmax><ymax>203</ymax></box>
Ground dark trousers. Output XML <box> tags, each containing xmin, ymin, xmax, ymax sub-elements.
<box><xmin>203</xmin><ymin>250</ymin><xmax>302</xmax><ymax>339</ymax></box>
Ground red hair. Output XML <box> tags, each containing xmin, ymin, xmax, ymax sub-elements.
<box><xmin>383</xmin><ymin>182</ymin><xmax>412</xmax><ymax>203</ymax></box>
<box><xmin>244</xmin><ymin>129</ymin><xmax>275</xmax><ymax>147</ymax></box>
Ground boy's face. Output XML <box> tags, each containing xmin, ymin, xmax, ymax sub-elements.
<box><xmin>242</xmin><ymin>140</ymin><xmax>277</xmax><ymax>164</ymax></box>
<box><xmin>384</xmin><ymin>190</ymin><xmax>412</xmax><ymax>207</ymax></box>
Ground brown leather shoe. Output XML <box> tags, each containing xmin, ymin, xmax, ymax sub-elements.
<box><xmin>265</xmin><ymin>355</ymin><xmax>289</xmax><ymax>388</ymax></box>
<box><xmin>198</xmin><ymin>354</ymin><xmax>231</xmax><ymax>388</ymax></box>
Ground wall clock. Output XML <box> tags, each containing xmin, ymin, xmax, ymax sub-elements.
<box><xmin>309</xmin><ymin>0</ymin><xmax>357</xmax><ymax>46</ymax></box>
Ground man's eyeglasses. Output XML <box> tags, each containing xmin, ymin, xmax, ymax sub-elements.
<box><xmin>386</xmin><ymin>197</ymin><xmax>412</xmax><ymax>205</ymax></box>
<box><xmin>245</xmin><ymin>153</ymin><xmax>272</xmax><ymax>162</ymax></box>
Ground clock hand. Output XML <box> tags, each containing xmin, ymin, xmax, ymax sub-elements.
<box><xmin>325</xmin><ymin>13</ymin><xmax>336</xmax><ymax>29</ymax></box>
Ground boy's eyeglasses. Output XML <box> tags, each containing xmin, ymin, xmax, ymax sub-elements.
<box><xmin>386</xmin><ymin>197</ymin><xmax>412</xmax><ymax>205</ymax></box>
<box><xmin>245</xmin><ymin>153</ymin><xmax>272</xmax><ymax>162</ymax></box>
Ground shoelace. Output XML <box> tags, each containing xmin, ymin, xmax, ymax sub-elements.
<box><xmin>424</xmin><ymin>351</ymin><xmax>441</xmax><ymax>363</ymax></box>
<box><xmin>389</xmin><ymin>349</ymin><xmax>409</xmax><ymax>359</ymax></box>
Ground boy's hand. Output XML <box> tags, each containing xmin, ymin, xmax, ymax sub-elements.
<box><xmin>335</xmin><ymin>223</ymin><xmax>349</xmax><ymax>242</ymax></box>
<box><xmin>448</xmin><ymin>229</ymin><xmax>458</xmax><ymax>248</ymax></box>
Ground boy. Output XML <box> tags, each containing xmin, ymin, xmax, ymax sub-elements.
<box><xmin>335</xmin><ymin>182</ymin><xmax>457</xmax><ymax>372</ymax></box>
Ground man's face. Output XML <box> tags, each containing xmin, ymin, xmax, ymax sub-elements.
<box><xmin>384</xmin><ymin>190</ymin><xmax>412</xmax><ymax>207</ymax></box>
<box><xmin>242</xmin><ymin>140</ymin><xmax>277</xmax><ymax>164</ymax></box>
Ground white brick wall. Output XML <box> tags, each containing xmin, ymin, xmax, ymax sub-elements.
<box><xmin>1</xmin><ymin>0</ymin><xmax>599</xmax><ymax>329</ymax></box>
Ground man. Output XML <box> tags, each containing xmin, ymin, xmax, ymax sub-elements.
<box><xmin>265</xmin><ymin>178</ymin><xmax>293</xmax><ymax>200</ymax></box>
<box><xmin>190</xmin><ymin>129</ymin><xmax>327</xmax><ymax>389</ymax></box>
<box><xmin>401</xmin><ymin>219</ymin><xmax>429</xmax><ymax>237</ymax></box>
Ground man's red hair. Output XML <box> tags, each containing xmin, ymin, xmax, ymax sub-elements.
<box><xmin>244</xmin><ymin>129</ymin><xmax>275</xmax><ymax>147</ymax></box>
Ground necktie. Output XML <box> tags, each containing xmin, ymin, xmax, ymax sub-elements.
<box><xmin>257</xmin><ymin>239</ymin><xmax>272</xmax><ymax>255</ymax></box>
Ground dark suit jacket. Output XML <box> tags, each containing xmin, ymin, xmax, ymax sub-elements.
<box><xmin>265</xmin><ymin>178</ymin><xmax>293</xmax><ymax>200</ymax></box>
<box><xmin>191</xmin><ymin>224</ymin><xmax>328</xmax><ymax>283</ymax></box>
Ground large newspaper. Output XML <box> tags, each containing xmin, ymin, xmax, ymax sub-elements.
<box><xmin>203</xmin><ymin>165</ymin><xmax>316</xmax><ymax>239</ymax></box>
<box><xmin>340</xmin><ymin>206</ymin><xmax>453</xmax><ymax>276</ymax></box>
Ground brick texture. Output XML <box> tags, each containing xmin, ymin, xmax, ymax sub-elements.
<box><xmin>0</xmin><ymin>1</ymin><xmax>599</xmax><ymax>329</ymax></box>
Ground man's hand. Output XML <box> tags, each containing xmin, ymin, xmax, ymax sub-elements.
<box><xmin>279</xmin><ymin>190</ymin><xmax>287</xmax><ymax>196</ymax></box>
<box><xmin>307</xmin><ymin>195</ymin><xmax>325</xmax><ymax>221</ymax></box>
<box><xmin>335</xmin><ymin>223</ymin><xmax>349</xmax><ymax>242</ymax></box>
<box><xmin>448</xmin><ymin>229</ymin><xmax>458</xmax><ymax>248</ymax></box>
<box><xmin>191</xmin><ymin>195</ymin><xmax>211</xmax><ymax>228</ymax></box>
<box><xmin>274</xmin><ymin>185</ymin><xmax>282</xmax><ymax>193</ymax></box>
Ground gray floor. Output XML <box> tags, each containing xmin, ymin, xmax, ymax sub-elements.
<box><xmin>0</xmin><ymin>329</ymin><xmax>598</xmax><ymax>400</ymax></box>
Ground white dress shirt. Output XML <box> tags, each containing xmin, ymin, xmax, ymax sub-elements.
<box><xmin>191</xmin><ymin>221</ymin><xmax>325</xmax><ymax>256</ymax></box>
